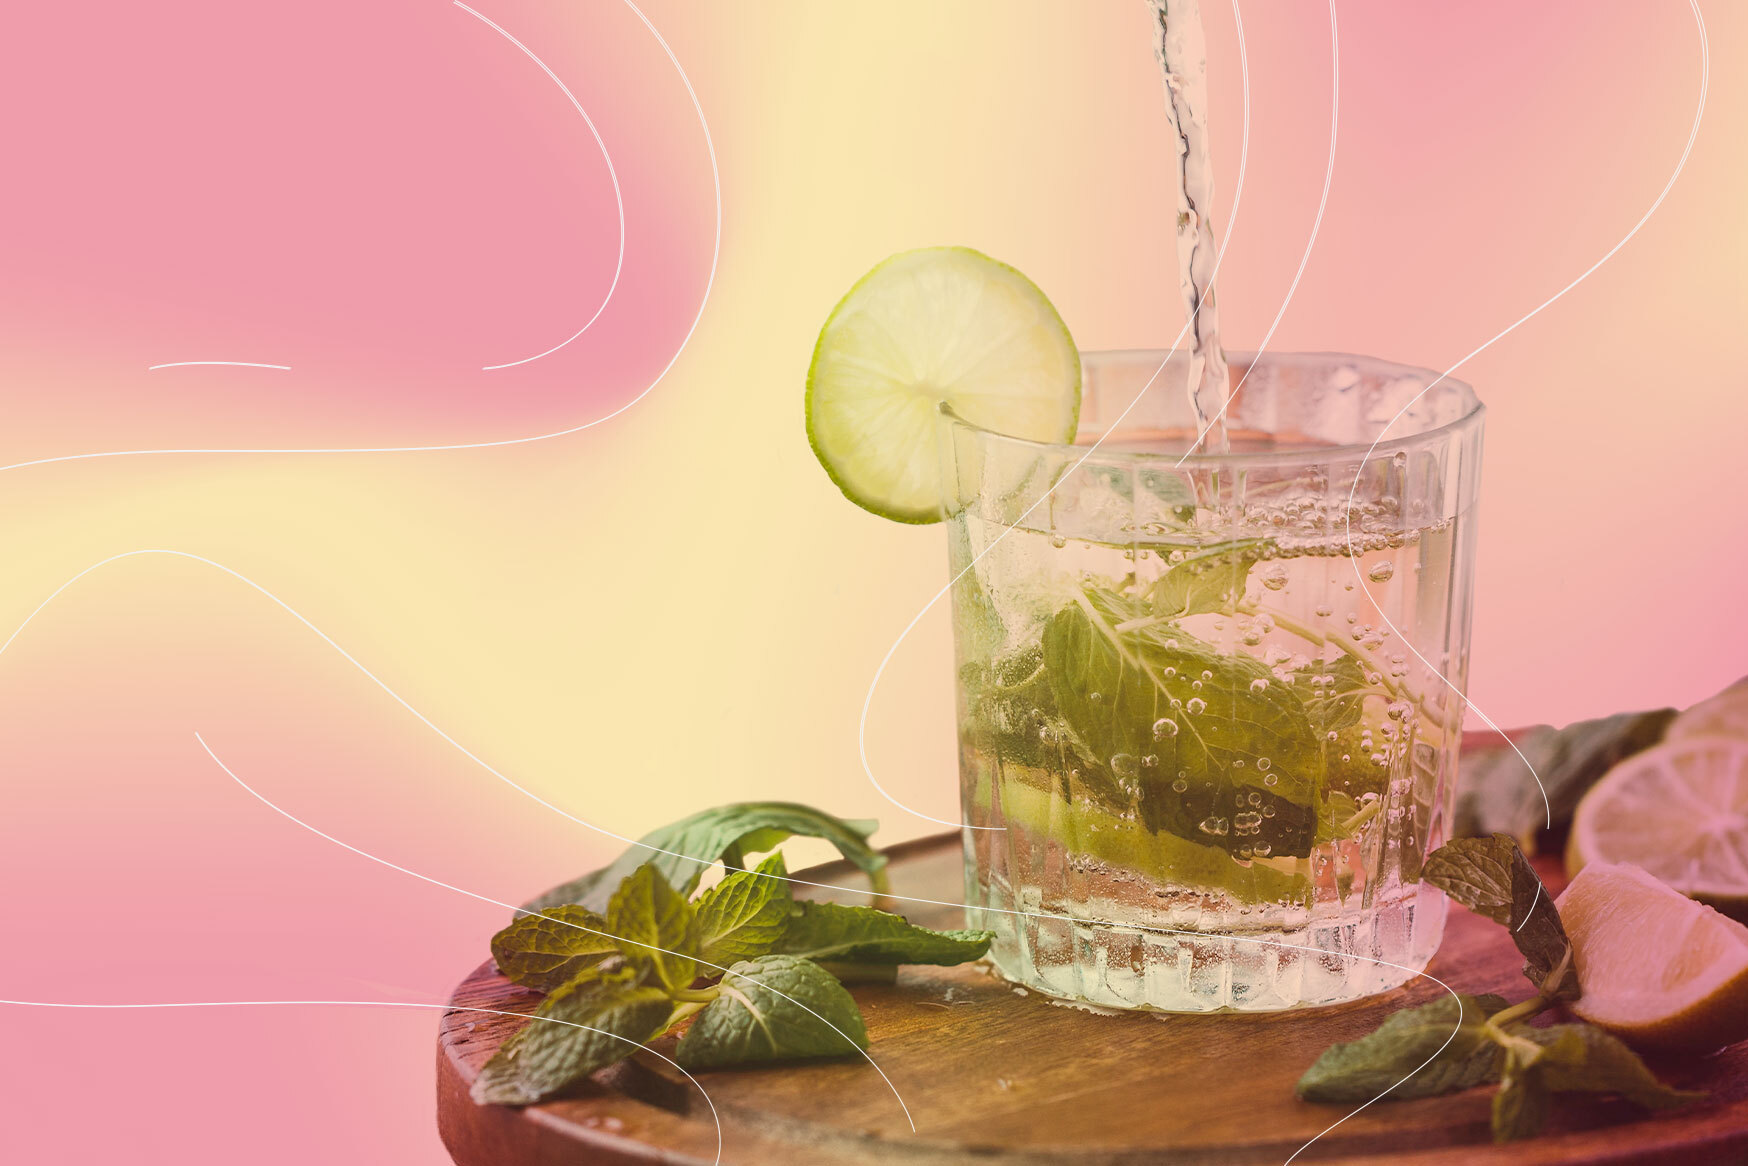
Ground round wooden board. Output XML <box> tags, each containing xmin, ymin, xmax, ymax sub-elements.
<box><xmin>439</xmin><ymin>829</ymin><xmax>1748</xmax><ymax>1163</ymax></box>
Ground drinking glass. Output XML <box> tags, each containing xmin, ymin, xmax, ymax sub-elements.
<box><xmin>942</xmin><ymin>350</ymin><xmax>1484</xmax><ymax>1011</ymax></box>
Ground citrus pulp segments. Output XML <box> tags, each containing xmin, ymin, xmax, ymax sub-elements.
<box><xmin>1569</xmin><ymin>736</ymin><xmax>1748</xmax><ymax>903</ymax></box>
<box><xmin>806</xmin><ymin>247</ymin><xmax>1080</xmax><ymax>523</ymax></box>
<box><xmin>1557</xmin><ymin>861</ymin><xmax>1748</xmax><ymax>1051</ymax></box>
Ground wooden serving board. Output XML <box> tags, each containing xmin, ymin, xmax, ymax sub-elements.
<box><xmin>438</xmin><ymin>802</ymin><xmax>1748</xmax><ymax>1163</ymax></box>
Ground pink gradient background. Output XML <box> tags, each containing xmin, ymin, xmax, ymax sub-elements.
<box><xmin>0</xmin><ymin>2</ymin><xmax>1742</xmax><ymax>1163</ymax></box>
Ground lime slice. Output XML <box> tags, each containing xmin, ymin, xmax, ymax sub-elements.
<box><xmin>1668</xmin><ymin>677</ymin><xmax>1748</xmax><ymax>741</ymax></box>
<box><xmin>1567</xmin><ymin>736</ymin><xmax>1748</xmax><ymax>917</ymax></box>
<box><xmin>806</xmin><ymin>247</ymin><xmax>1080</xmax><ymax>524</ymax></box>
<box><xmin>1557</xmin><ymin>861</ymin><xmax>1748</xmax><ymax>1052</ymax></box>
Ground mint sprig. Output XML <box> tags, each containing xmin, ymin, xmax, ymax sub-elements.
<box><xmin>474</xmin><ymin>803</ymin><xmax>992</xmax><ymax>1107</ymax></box>
<box><xmin>1298</xmin><ymin>835</ymin><xmax>1702</xmax><ymax>1142</ymax></box>
<box><xmin>520</xmin><ymin>801</ymin><xmax>890</xmax><ymax>915</ymax></box>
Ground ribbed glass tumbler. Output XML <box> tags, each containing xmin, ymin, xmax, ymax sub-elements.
<box><xmin>943</xmin><ymin>350</ymin><xmax>1485</xmax><ymax>1011</ymax></box>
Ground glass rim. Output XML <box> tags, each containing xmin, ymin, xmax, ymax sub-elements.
<box><xmin>940</xmin><ymin>348</ymin><xmax>1485</xmax><ymax>471</ymax></box>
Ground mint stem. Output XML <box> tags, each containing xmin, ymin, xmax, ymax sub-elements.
<box><xmin>670</xmin><ymin>986</ymin><xmax>722</xmax><ymax>1004</ymax></box>
<box><xmin>1483</xmin><ymin>995</ymin><xmax>1552</xmax><ymax>1061</ymax></box>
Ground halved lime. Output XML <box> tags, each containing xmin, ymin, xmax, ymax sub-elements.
<box><xmin>805</xmin><ymin>247</ymin><xmax>1081</xmax><ymax>524</ymax></box>
<box><xmin>1567</xmin><ymin>736</ymin><xmax>1748</xmax><ymax>918</ymax></box>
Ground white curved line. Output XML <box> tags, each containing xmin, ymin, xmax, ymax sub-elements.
<box><xmin>858</xmin><ymin>0</ymin><xmax>1256</xmax><ymax>830</ymax></box>
<box><xmin>1340</xmin><ymin>0</ymin><xmax>1709</xmax><ymax>857</ymax></box>
<box><xmin>193</xmin><ymin>732</ymin><xmax>916</xmax><ymax>1132</ymax></box>
<box><xmin>147</xmin><ymin>361</ymin><xmax>292</xmax><ymax>371</ymax></box>
<box><xmin>9</xmin><ymin>0</ymin><xmax>718</xmax><ymax>473</ymax></box>
<box><xmin>453</xmin><ymin>1</ymin><xmax>627</xmax><ymax>372</ymax></box>
<box><xmin>1</xmin><ymin>546</ymin><xmax>1460</xmax><ymax>1147</ymax></box>
<box><xmin>0</xmin><ymin>997</ymin><xmax>723</xmax><ymax>1165</ymax></box>
<box><xmin>1175</xmin><ymin>0</ymin><xmax>1338</xmax><ymax>466</ymax></box>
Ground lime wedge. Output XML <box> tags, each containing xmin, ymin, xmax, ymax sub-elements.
<box><xmin>806</xmin><ymin>247</ymin><xmax>1080</xmax><ymax>524</ymax></box>
<box><xmin>1557</xmin><ymin>861</ymin><xmax>1748</xmax><ymax>1052</ymax></box>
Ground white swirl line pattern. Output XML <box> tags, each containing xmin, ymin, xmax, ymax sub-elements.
<box><xmin>453</xmin><ymin>0</ymin><xmax>628</xmax><ymax>372</ymax></box>
<box><xmin>147</xmin><ymin>361</ymin><xmax>293</xmax><ymax>371</ymax></box>
<box><xmin>0</xmin><ymin>546</ymin><xmax>1463</xmax><ymax>1150</ymax></box>
<box><xmin>0</xmin><ymin>997</ymin><xmax>723</xmax><ymax>1166</ymax></box>
<box><xmin>21</xmin><ymin>0</ymin><xmax>715</xmax><ymax>472</ymax></box>
<box><xmin>1290</xmin><ymin>3</ymin><xmax>1710</xmax><ymax>1160</ymax></box>
<box><xmin>193</xmin><ymin>731</ymin><xmax>915</xmax><ymax>1132</ymax></box>
<box><xmin>2</xmin><ymin>4</ymin><xmax>1708</xmax><ymax>1160</ymax></box>
<box><xmin>859</xmin><ymin>0</ymin><xmax>1259</xmax><ymax>832</ymax></box>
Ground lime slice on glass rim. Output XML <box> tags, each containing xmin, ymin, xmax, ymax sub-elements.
<box><xmin>805</xmin><ymin>246</ymin><xmax>1081</xmax><ymax>523</ymax></box>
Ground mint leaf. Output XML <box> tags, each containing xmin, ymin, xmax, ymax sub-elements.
<box><xmin>1423</xmin><ymin>835</ymin><xmax>1577</xmax><ymax>1000</ymax></box>
<box><xmin>1296</xmin><ymin>994</ymin><xmax>1508</xmax><ymax>1103</ymax></box>
<box><xmin>695</xmin><ymin>852</ymin><xmax>793</xmax><ymax>966</ymax></box>
<box><xmin>1453</xmin><ymin>709</ymin><xmax>1675</xmax><ymax>849</ymax></box>
<box><xmin>1492</xmin><ymin>1052</ymin><xmax>1551</xmax><ymax>1143</ymax></box>
<box><xmin>472</xmin><ymin>966</ymin><xmax>676</xmax><ymax>1106</ymax></box>
<box><xmin>773</xmin><ymin>901</ymin><xmax>993</xmax><ymax>966</ymax></box>
<box><xmin>1521</xmin><ymin>1023</ymin><xmax>1704</xmax><ymax>1110</ymax></box>
<box><xmin>522</xmin><ymin>803</ymin><xmax>886</xmax><ymax>914</ymax></box>
<box><xmin>490</xmin><ymin>906</ymin><xmax>619</xmax><ymax>993</ymax></box>
<box><xmin>1147</xmin><ymin>541</ymin><xmax>1264</xmax><ymax>617</ymax></box>
<box><xmin>1041</xmin><ymin>586</ymin><xmax>1320</xmax><ymax>857</ymax></box>
<box><xmin>605</xmin><ymin>865</ymin><xmax>700</xmax><ymax>992</ymax></box>
<box><xmin>674</xmin><ymin>955</ymin><xmax>868</xmax><ymax>1070</ymax></box>
<box><xmin>1304</xmin><ymin>653</ymin><xmax>1374</xmax><ymax>733</ymax></box>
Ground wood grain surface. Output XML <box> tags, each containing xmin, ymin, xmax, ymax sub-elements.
<box><xmin>438</xmin><ymin>825</ymin><xmax>1748</xmax><ymax>1165</ymax></box>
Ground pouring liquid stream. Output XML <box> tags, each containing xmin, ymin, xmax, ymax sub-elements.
<box><xmin>1150</xmin><ymin>0</ymin><xmax>1231</xmax><ymax>456</ymax></box>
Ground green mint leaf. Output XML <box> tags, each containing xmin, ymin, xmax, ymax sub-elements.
<box><xmin>1041</xmin><ymin>586</ymin><xmax>1320</xmax><ymax>857</ymax></box>
<box><xmin>1454</xmin><ymin>709</ymin><xmax>1675</xmax><ymax>849</ymax></box>
<box><xmin>1147</xmin><ymin>541</ymin><xmax>1264</xmax><ymax>618</ymax></box>
<box><xmin>1303</xmin><ymin>653</ymin><xmax>1375</xmax><ymax>734</ymax></box>
<box><xmin>490</xmin><ymin>906</ymin><xmax>620</xmax><ymax>993</ymax></box>
<box><xmin>605</xmin><ymin>865</ymin><xmax>700</xmax><ymax>992</ymax></box>
<box><xmin>773</xmin><ymin>901</ymin><xmax>994</xmax><ymax>966</ymax></box>
<box><xmin>1518</xmin><ymin>1023</ymin><xmax>1704</xmax><ymax>1110</ymax></box>
<box><xmin>674</xmin><ymin>955</ymin><xmax>868</xmax><ymax>1070</ymax></box>
<box><xmin>1422</xmin><ymin>835</ymin><xmax>1578</xmax><ymax>1001</ymax></box>
<box><xmin>471</xmin><ymin>967</ymin><xmax>676</xmax><ymax>1106</ymax></box>
<box><xmin>1296</xmin><ymin>994</ymin><xmax>1509</xmax><ymax>1103</ymax></box>
<box><xmin>1491</xmin><ymin>1052</ymin><xmax>1552</xmax><ymax>1143</ymax></box>
<box><xmin>695</xmin><ymin>852</ymin><xmax>793</xmax><ymax>966</ymax></box>
<box><xmin>521</xmin><ymin>802</ymin><xmax>886</xmax><ymax>914</ymax></box>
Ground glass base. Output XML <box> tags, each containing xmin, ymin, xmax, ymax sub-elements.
<box><xmin>968</xmin><ymin>873</ymin><xmax>1445</xmax><ymax>1013</ymax></box>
